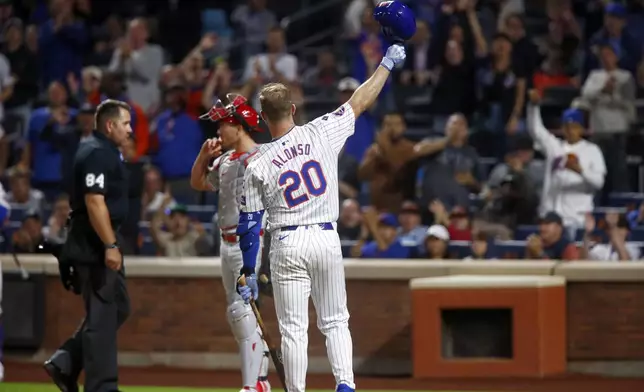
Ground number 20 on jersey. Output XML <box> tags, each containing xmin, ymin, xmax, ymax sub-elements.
<box><xmin>278</xmin><ymin>160</ymin><xmax>327</xmax><ymax>208</ymax></box>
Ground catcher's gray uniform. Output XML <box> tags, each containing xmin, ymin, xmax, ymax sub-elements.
<box><xmin>207</xmin><ymin>147</ymin><xmax>269</xmax><ymax>389</ymax></box>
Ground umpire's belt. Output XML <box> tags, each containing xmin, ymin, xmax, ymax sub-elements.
<box><xmin>281</xmin><ymin>222</ymin><xmax>333</xmax><ymax>232</ymax></box>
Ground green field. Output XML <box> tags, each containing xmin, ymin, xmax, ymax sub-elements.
<box><xmin>0</xmin><ymin>385</ymin><xmax>471</xmax><ymax>392</ymax></box>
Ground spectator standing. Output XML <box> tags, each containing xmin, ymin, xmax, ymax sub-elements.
<box><xmin>38</xmin><ymin>102</ymin><xmax>95</xmax><ymax>194</ymax></box>
<box><xmin>3</xmin><ymin>18</ymin><xmax>38</xmax><ymax>139</ymax></box>
<box><xmin>92</xmin><ymin>71</ymin><xmax>150</xmax><ymax>161</ymax></box>
<box><xmin>38</xmin><ymin>0</ymin><xmax>88</xmax><ymax>87</ymax></box>
<box><xmin>525</xmin><ymin>211</ymin><xmax>578</xmax><ymax>261</ymax></box>
<box><xmin>487</xmin><ymin>133</ymin><xmax>545</xmax><ymax>197</ymax></box>
<box><xmin>429</xmin><ymin>39</ymin><xmax>477</xmax><ymax>130</ymax></box>
<box><xmin>302</xmin><ymin>51</ymin><xmax>341</xmax><ymax>88</ymax></box>
<box><xmin>586</xmin><ymin>2</ymin><xmax>641</xmax><ymax>76</ymax></box>
<box><xmin>109</xmin><ymin>18</ymin><xmax>164</xmax><ymax>114</ymax></box>
<box><xmin>581</xmin><ymin>43</ymin><xmax>634</xmax><ymax>196</ymax></box>
<box><xmin>502</xmin><ymin>13</ymin><xmax>539</xmax><ymax>81</ymax></box>
<box><xmin>527</xmin><ymin>89</ymin><xmax>606</xmax><ymax>236</ymax></box>
<box><xmin>242</xmin><ymin>26</ymin><xmax>298</xmax><ymax>110</ymax></box>
<box><xmin>416</xmin><ymin>114</ymin><xmax>482</xmax><ymax>212</ymax></box>
<box><xmin>358</xmin><ymin>113</ymin><xmax>419</xmax><ymax>212</ymax></box>
<box><xmin>152</xmin><ymin>82</ymin><xmax>203</xmax><ymax>204</ymax></box>
<box><xmin>338</xmin><ymin>77</ymin><xmax>375</xmax><ymax>163</ymax></box>
<box><xmin>21</xmin><ymin>81</ymin><xmax>75</xmax><ymax>199</ymax></box>
<box><xmin>231</xmin><ymin>0</ymin><xmax>277</xmax><ymax>61</ymax></box>
<box><xmin>399</xmin><ymin>19</ymin><xmax>432</xmax><ymax>87</ymax></box>
<box><xmin>581</xmin><ymin>212</ymin><xmax>641</xmax><ymax>261</ymax></box>
<box><xmin>478</xmin><ymin>33</ymin><xmax>526</xmax><ymax>138</ymax></box>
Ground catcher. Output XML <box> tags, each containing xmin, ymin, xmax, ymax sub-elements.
<box><xmin>191</xmin><ymin>94</ymin><xmax>271</xmax><ymax>392</ymax></box>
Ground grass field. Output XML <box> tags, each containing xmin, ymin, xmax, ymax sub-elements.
<box><xmin>0</xmin><ymin>385</ymin><xmax>469</xmax><ymax>392</ymax></box>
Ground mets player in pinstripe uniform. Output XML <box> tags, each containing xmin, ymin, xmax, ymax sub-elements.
<box><xmin>234</xmin><ymin>44</ymin><xmax>407</xmax><ymax>392</ymax></box>
<box><xmin>190</xmin><ymin>94</ymin><xmax>271</xmax><ymax>392</ymax></box>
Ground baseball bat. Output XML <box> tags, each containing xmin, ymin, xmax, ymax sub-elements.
<box><xmin>12</xmin><ymin>251</ymin><xmax>30</xmax><ymax>280</ymax></box>
<box><xmin>238</xmin><ymin>275</ymin><xmax>288</xmax><ymax>392</ymax></box>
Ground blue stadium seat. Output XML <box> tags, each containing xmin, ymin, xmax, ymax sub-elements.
<box><xmin>139</xmin><ymin>237</ymin><xmax>156</xmax><ymax>256</ymax></box>
<box><xmin>8</xmin><ymin>206</ymin><xmax>26</xmax><ymax>221</ymax></box>
<box><xmin>448</xmin><ymin>241</ymin><xmax>470</xmax><ymax>259</ymax></box>
<box><xmin>515</xmin><ymin>225</ymin><xmax>538</xmax><ymax>240</ymax></box>
<box><xmin>495</xmin><ymin>240</ymin><xmax>526</xmax><ymax>259</ymax></box>
<box><xmin>631</xmin><ymin>227</ymin><xmax>644</xmax><ymax>241</ymax></box>
<box><xmin>607</xmin><ymin>192</ymin><xmax>644</xmax><ymax>209</ymax></box>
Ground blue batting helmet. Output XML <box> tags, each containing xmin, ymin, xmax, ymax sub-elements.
<box><xmin>373</xmin><ymin>1</ymin><xmax>417</xmax><ymax>43</ymax></box>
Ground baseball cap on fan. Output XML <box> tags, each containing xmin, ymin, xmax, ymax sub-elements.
<box><xmin>427</xmin><ymin>224</ymin><xmax>450</xmax><ymax>241</ymax></box>
<box><xmin>561</xmin><ymin>108</ymin><xmax>584</xmax><ymax>125</ymax></box>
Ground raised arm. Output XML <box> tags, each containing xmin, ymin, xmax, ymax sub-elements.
<box><xmin>190</xmin><ymin>138</ymin><xmax>221</xmax><ymax>191</ymax></box>
<box><xmin>526</xmin><ymin>89</ymin><xmax>561</xmax><ymax>156</ymax></box>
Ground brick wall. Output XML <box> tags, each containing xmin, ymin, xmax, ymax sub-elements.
<box><xmin>42</xmin><ymin>277</ymin><xmax>644</xmax><ymax>364</ymax></box>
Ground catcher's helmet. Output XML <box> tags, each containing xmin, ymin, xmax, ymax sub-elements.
<box><xmin>373</xmin><ymin>1</ymin><xmax>417</xmax><ymax>43</ymax></box>
<box><xmin>200</xmin><ymin>94</ymin><xmax>261</xmax><ymax>132</ymax></box>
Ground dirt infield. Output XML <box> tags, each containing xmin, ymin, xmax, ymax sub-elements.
<box><xmin>5</xmin><ymin>361</ymin><xmax>644</xmax><ymax>392</ymax></box>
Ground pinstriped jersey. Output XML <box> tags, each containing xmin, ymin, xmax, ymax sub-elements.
<box><xmin>240</xmin><ymin>103</ymin><xmax>356</xmax><ymax>232</ymax></box>
<box><xmin>207</xmin><ymin>148</ymin><xmax>259</xmax><ymax>232</ymax></box>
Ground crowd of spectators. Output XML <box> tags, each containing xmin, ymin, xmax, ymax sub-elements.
<box><xmin>1</xmin><ymin>0</ymin><xmax>644</xmax><ymax>262</ymax></box>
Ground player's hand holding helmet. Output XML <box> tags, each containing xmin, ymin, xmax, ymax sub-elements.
<box><xmin>381</xmin><ymin>44</ymin><xmax>406</xmax><ymax>71</ymax></box>
<box><xmin>373</xmin><ymin>1</ymin><xmax>415</xmax><ymax>71</ymax></box>
<box><xmin>237</xmin><ymin>273</ymin><xmax>259</xmax><ymax>304</ymax></box>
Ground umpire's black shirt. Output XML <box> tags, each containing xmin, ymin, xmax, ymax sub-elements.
<box><xmin>65</xmin><ymin>131</ymin><xmax>129</xmax><ymax>263</ymax></box>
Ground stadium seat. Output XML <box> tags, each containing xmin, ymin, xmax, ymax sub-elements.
<box><xmin>631</xmin><ymin>227</ymin><xmax>644</xmax><ymax>241</ymax></box>
<box><xmin>607</xmin><ymin>192</ymin><xmax>644</xmax><ymax>209</ymax></box>
<box><xmin>448</xmin><ymin>241</ymin><xmax>470</xmax><ymax>259</ymax></box>
<box><xmin>515</xmin><ymin>225</ymin><xmax>538</xmax><ymax>240</ymax></box>
<box><xmin>495</xmin><ymin>240</ymin><xmax>526</xmax><ymax>259</ymax></box>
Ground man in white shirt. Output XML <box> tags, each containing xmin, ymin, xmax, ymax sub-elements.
<box><xmin>243</xmin><ymin>26</ymin><xmax>298</xmax><ymax>109</ymax></box>
<box><xmin>527</xmin><ymin>89</ymin><xmax>606</xmax><ymax>238</ymax></box>
<box><xmin>109</xmin><ymin>18</ymin><xmax>164</xmax><ymax>113</ymax></box>
<box><xmin>581</xmin><ymin>42</ymin><xmax>635</xmax><ymax>197</ymax></box>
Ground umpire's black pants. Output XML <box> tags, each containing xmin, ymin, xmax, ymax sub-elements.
<box><xmin>50</xmin><ymin>263</ymin><xmax>130</xmax><ymax>392</ymax></box>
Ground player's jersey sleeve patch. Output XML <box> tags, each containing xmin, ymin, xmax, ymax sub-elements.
<box><xmin>333</xmin><ymin>106</ymin><xmax>345</xmax><ymax>116</ymax></box>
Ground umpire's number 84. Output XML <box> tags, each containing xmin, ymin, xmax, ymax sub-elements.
<box><xmin>85</xmin><ymin>173</ymin><xmax>105</xmax><ymax>189</ymax></box>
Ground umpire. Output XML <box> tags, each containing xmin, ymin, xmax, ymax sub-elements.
<box><xmin>44</xmin><ymin>99</ymin><xmax>132</xmax><ymax>392</ymax></box>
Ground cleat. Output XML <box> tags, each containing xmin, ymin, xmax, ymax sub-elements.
<box><xmin>336</xmin><ymin>383</ymin><xmax>355</xmax><ymax>392</ymax></box>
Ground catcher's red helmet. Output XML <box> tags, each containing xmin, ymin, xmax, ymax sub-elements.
<box><xmin>200</xmin><ymin>94</ymin><xmax>261</xmax><ymax>132</ymax></box>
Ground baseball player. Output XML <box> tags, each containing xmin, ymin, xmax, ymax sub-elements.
<box><xmin>233</xmin><ymin>43</ymin><xmax>407</xmax><ymax>392</ymax></box>
<box><xmin>190</xmin><ymin>94</ymin><xmax>270</xmax><ymax>392</ymax></box>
